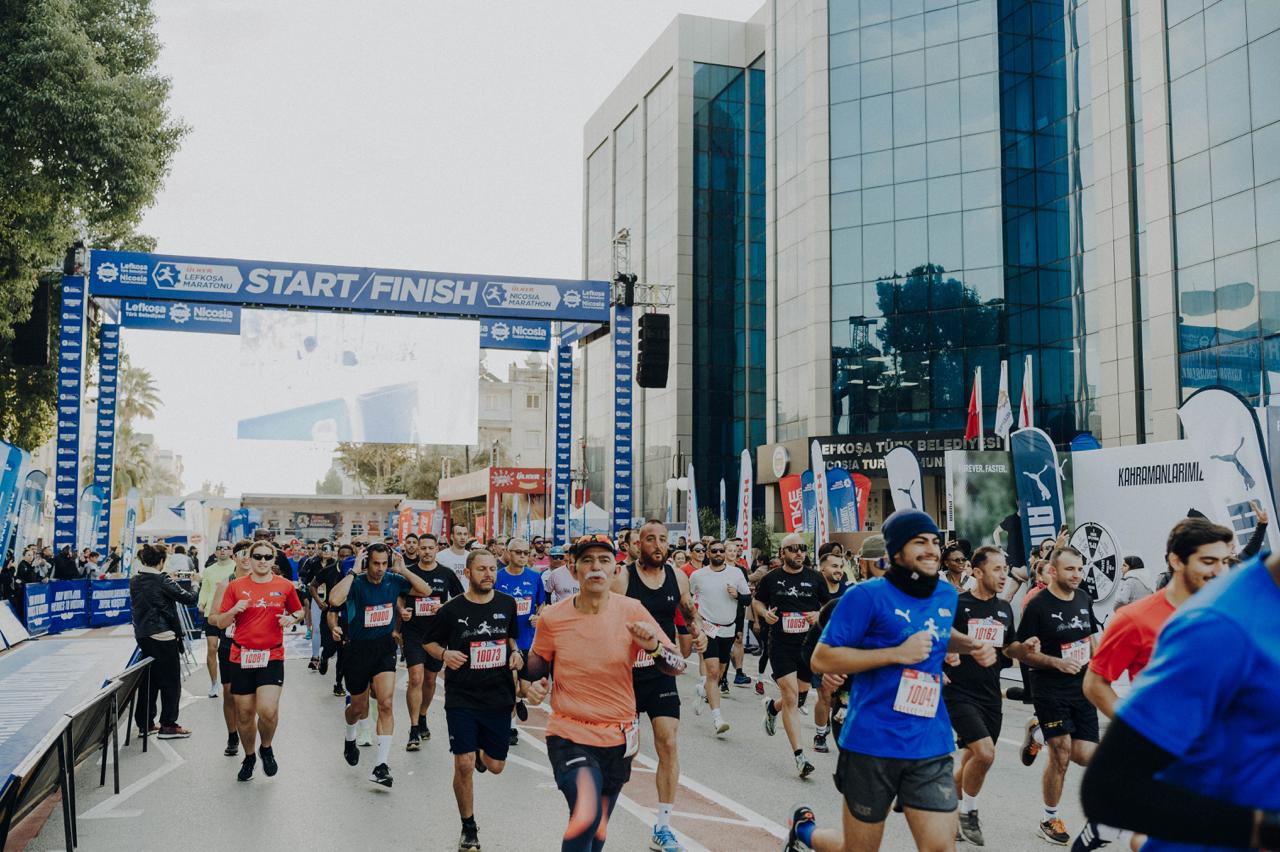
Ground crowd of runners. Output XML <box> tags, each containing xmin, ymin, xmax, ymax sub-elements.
<box><xmin>165</xmin><ymin>507</ymin><xmax>1279</xmax><ymax>852</ymax></box>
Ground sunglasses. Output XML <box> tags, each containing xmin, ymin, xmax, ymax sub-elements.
<box><xmin>710</xmin><ymin>548</ymin><xmax>725</xmax><ymax>554</ymax></box>
<box><xmin>692</xmin><ymin>547</ymin><xmax>705</xmax><ymax>553</ymax></box>
<box><xmin>784</xmin><ymin>545</ymin><xmax>808</xmax><ymax>553</ymax></box>
<box><xmin>508</xmin><ymin>549</ymin><xmax>531</xmax><ymax>556</ymax></box>
<box><xmin>250</xmin><ymin>552</ymin><xmax>274</xmax><ymax>561</ymax></box>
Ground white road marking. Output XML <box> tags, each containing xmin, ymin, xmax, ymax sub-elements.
<box><xmin>82</xmin><ymin>738</ymin><xmax>185</xmax><ymax>820</ymax></box>
<box><xmin>631</xmin><ymin>751</ymin><xmax>789</xmax><ymax>839</ymax></box>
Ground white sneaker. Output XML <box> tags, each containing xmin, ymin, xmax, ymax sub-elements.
<box><xmin>207</xmin><ymin>683</ymin><xmax>219</xmax><ymax>698</ymax></box>
<box><xmin>713</xmin><ymin>718</ymin><xmax>730</xmax><ymax>735</ymax></box>
<box><xmin>798</xmin><ymin>704</ymin><xmax>810</xmax><ymax>716</ymax></box>
<box><xmin>694</xmin><ymin>684</ymin><xmax>706</xmax><ymax>715</ymax></box>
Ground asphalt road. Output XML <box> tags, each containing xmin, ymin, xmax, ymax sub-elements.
<box><xmin>27</xmin><ymin>641</ymin><xmax>1088</xmax><ymax>851</ymax></box>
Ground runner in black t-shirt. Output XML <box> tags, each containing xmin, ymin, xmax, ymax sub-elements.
<box><xmin>423</xmin><ymin>548</ymin><xmax>521</xmax><ymax>852</ymax></box>
<box><xmin>942</xmin><ymin>545</ymin><xmax>1018</xmax><ymax>846</ymax></box>
<box><xmin>1007</xmin><ymin>545</ymin><xmax>1100</xmax><ymax>845</ymax></box>
<box><xmin>309</xmin><ymin>546</ymin><xmax>348</xmax><ymax>696</ymax></box>
<box><xmin>752</xmin><ymin>532</ymin><xmax>831</xmax><ymax>778</ymax></box>
<box><xmin>397</xmin><ymin>532</ymin><xmax>463</xmax><ymax>749</ymax></box>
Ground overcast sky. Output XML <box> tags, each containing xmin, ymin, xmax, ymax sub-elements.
<box><xmin>128</xmin><ymin>0</ymin><xmax>762</xmax><ymax>496</ymax></box>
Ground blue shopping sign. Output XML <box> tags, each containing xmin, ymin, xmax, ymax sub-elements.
<box><xmin>479</xmin><ymin>318</ymin><xmax>551</xmax><ymax>351</ymax></box>
<box><xmin>89</xmin><ymin>250</ymin><xmax>612</xmax><ymax>323</ymax></box>
<box><xmin>121</xmin><ymin>298</ymin><xmax>241</xmax><ymax>334</ymax></box>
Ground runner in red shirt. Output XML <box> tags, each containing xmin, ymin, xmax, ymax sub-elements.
<box><xmin>1072</xmin><ymin>517</ymin><xmax>1234</xmax><ymax>851</ymax></box>
<box><xmin>211</xmin><ymin>541</ymin><xmax>303</xmax><ymax>782</ymax></box>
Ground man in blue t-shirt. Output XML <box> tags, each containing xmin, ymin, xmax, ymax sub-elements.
<box><xmin>786</xmin><ymin>509</ymin><xmax>997</xmax><ymax>852</ymax></box>
<box><xmin>492</xmin><ymin>537</ymin><xmax>546</xmax><ymax>746</ymax></box>
<box><xmin>1081</xmin><ymin>550</ymin><xmax>1280</xmax><ymax>852</ymax></box>
<box><xmin>328</xmin><ymin>543</ymin><xmax>430</xmax><ymax>790</ymax></box>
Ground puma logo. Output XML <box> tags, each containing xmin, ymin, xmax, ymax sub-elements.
<box><xmin>894</xmin><ymin>608</ymin><xmax>911</xmax><ymax>622</ymax></box>
<box><xmin>1051</xmin><ymin>612</ymin><xmax>1063</xmax><ymax>621</ymax></box>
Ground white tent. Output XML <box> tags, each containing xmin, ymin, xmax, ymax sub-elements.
<box><xmin>565</xmin><ymin>500</ymin><xmax>612</xmax><ymax>537</ymax></box>
<box><xmin>134</xmin><ymin>507</ymin><xmax>191</xmax><ymax>539</ymax></box>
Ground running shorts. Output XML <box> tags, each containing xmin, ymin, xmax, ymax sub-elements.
<box><xmin>204</xmin><ymin>621</ymin><xmax>224</xmax><ymax>639</ymax></box>
<box><xmin>343</xmin><ymin>636</ymin><xmax>398</xmax><ymax>696</ymax></box>
<box><xmin>769</xmin><ymin>638</ymin><xmax>812</xmax><ymax>682</ymax></box>
<box><xmin>946</xmin><ymin>698</ymin><xmax>1002</xmax><ymax>748</ymax></box>
<box><xmin>835</xmin><ymin>751</ymin><xmax>956</xmax><ymax>823</ymax></box>
<box><xmin>704</xmin><ymin>635</ymin><xmax>734</xmax><ymax>665</ymax></box>
<box><xmin>546</xmin><ymin>735</ymin><xmax>633</xmax><ymax>800</ymax></box>
<box><xmin>230</xmin><ymin>659</ymin><xmax>284</xmax><ymax>695</ymax></box>
<box><xmin>633</xmin><ymin>673</ymin><xmax>681</xmax><ymax>720</ymax></box>
<box><xmin>217</xmin><ymin>637</ymin><xmax>235</xmax><ymax>685</ymax></box>
<box><xmin>401</xmin><ymin>628</ymin><xmax>443</xmax><ymax>673</ymax></box>
<box><xmin>446</xmin><ymin>706</ymin><xmax>514</xmax><ymax>761</ymax></box>
<box><xmin>1033</xmin><ymin>692</ymin><xmax>1100</xmax><ymax>743</ymax></box>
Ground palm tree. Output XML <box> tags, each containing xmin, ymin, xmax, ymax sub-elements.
<box><xmin>116</xmin><ymin>354</ymin><xmax>160</xmax><ymax>424</ymax></box>
<box><xmin>111</xmin><ymin>424</ymin><xmax>155</xmax><ymax>498</ymax></box>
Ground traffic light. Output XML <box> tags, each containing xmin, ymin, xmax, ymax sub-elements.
<box><xmin>636</xmin><ymin>312</ymin><xmax>670</xmax><ymax>388</ymax></box>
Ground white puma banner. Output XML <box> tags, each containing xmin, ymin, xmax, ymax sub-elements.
<box><xmin>885</xmin><ymin>446</ymin><xmax>924</xmax><ymax>513</ymax></box>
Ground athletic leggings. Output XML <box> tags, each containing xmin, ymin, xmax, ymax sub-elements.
<box><xmin>558</xmin><ymin>765</ymin><xmax>619</xmax><ymax>851</ymax></box>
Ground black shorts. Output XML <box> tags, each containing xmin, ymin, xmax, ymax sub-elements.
<box><xmin>204</xmin><ymin>622</ymin><xmax>224</xmax><ymax>639</ymax></box>
<box><xmin>676</xmin><ymin>623</ymin><xmax>690</xmax><ymax>636</ymax></box>
<box><xmin>769</xmin><ymin>639</ymin><xmax>812</xmax><ymax>682</ymax></box>
<box><xmin>633</xmin><ymin>673</ymin><xmax>680</xmax><ymax>720</ymax></box>
<box><xmin>546</xmin><ymin>735</ymin><xmax>633</xmax><ymax>800</ymax></box>
<box><xmin>343</xmin><ymin>637</ymin><xmax>398</xmax><ymax>696</ymax></box>
<box><xmin>946</xmin><ymin>698</ymin><xmax>1002</xmax><ymax>747</ymax></box>
<box><xmin>835</xmin><ymin>750</ymin><xmax>956</xmax><ymax>823</ymax></box>
<box><xmin>446</xmin><ymin>706</ymin><xmax>513</xmax><ymax>760</ymax></box>
<box><xmin>1034</xmin><ymin>692</ymin><xmax>1100</xmax><ymax>742</ymax></box>
<box><xmin>217</xmin><ymin>639</ymin><xmax>235</xmax><ymax>685</ymax></box>
<box><xmin>402</xmin><ymin>630</ymin><xmax>444</xmax><ymax>673</ymax></box>
<box><xmin>704</xmin><ymin>635</ymin><xmax>734</xmax><ymax>665</ymax></box>
<box><xmin>230</xmin><ymin>658</ymin><xmax>284</xmax><ymax>695</ymax></box>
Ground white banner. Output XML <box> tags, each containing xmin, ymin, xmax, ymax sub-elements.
<box><xmin>811</xmin><ymin>440</ymin><xmax>830</xmax><ymax>547</ymax></box>
<box><xmin>686</xmin><ymin>463</ymin><xmax>701</xmax><ymax>543</ymax></box>
<box><xmin>1178</xmin><ymin>387</ymin><xmax>1279</xmax><ymax>554</ymax></box>
<box><xmin>885</xmin><ymin>446</ymin><xmax>924</xmax><ymax>512</ymax></box>
<box><xmin>736</xmin><ymin>450</ymin><xmax>753</xmax><ymax>546</ymax></box>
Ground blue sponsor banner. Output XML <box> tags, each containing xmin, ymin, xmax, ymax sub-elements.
<box><xmin>78</xmin><ymin>484</ymin><xmax>110</xmax><ymax>554</ymax></box>
<box><xmin>611</xmin><ymin>306</ymin><xmax>633</xmax><ymax>534</ymax></box>
<box><xmin>89</xmin><ymin>579</ymin><xmax>132</xmax><ymax>627</ymax></box>
<box><xmin>801</xmin><ymin>470</ymin><xmax>816</xmax><ymax>534</ymax></box>
<box><xmin>121</xmin><ymin>488</ymin><xmax>139</xmax><ymax>575</ymax></box>
<box><xmin>54</xmin><ymin>275</ymin><xmax>86</xmax><ymax>551</ymax></box>
<box><xmin>13</xmin><ymin>469</ymin><xmax>47</xmax><ymax>558</ymax></box>
<box><xmin>479</xmin><ymin>318</ymin><xmax>551</xmax><ymax>351</ymax></box>
<box><xmin>89</xmin><ymin>250</ymin><xmax>612</xmax><ymax>323</ymax></box>
<box><xmin>47</xmin><ymin>579</ymin><xmax>88</xmax><ymax>632</ymax></box>
<box><xmin>552</xmin><ymin>342</ymin><xmax>573</xmax><ymax>545</ymax></box>
<box><xmin>24</xmin><ymin>583</ymin><xmax>51</xmax><ymax>635</ymax></box>
<box><xmin>0</xmin><ymin>442</ymin><xmax>27</xmax><ymax>559</ymax></box>
<box><xmin>559</xmin><ymin>321</ymin><xmax>602</xmax><ymax>346</ymax></box>
<box><xmin>120</xmin><ymin>298</ymin><xmax>241</xmax><ymax>334</ymax></box>
<box><xmin>92</xmin><ymin>323</ymin><xmax>121</xmax><ymax>551</ymax></box>
<box><xmin>827</xmin><ymin>467</ymin><xmax>860</xmax><ymax>533</ymax></box>
<box><xmin>1011</xmin><ymin>427</ymin><xmax>1067</xmax><ymax>554</ymax></box>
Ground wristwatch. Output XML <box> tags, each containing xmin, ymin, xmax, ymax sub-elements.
<box><xmin>645</xmin><ymin>643</ymin><xmax>662</xmax><ymax>659</ymax></box>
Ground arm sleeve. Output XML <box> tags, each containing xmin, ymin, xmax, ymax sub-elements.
<box><xmin>1081</xmin><ymin>718</ymin><xmax>1255</xmax><ymax>847</ymax></box>
<box><xmin>1241</xmin><ymin>521</ymin><xmax>1267</xmax><ymax>558</ymax></box>
<box><xmin>817</xmin><ymin>585</ymin><xmax>874</xmax><ymax>648</ymax></box>
<box><xmin>163</xmin><ymin>575</ymin><xmax>200</xmax><ymax>606</ymax></box>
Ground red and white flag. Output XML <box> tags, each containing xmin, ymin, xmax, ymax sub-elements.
<box><xmin>1018</xmin><ymin>354</ymin><xmax>1034</xmax><ymax>429</ymax></box>
<box><xmin>964</xmin><ymin>367</ymin><xmax>984</xmax><ymax>446</ymax></box>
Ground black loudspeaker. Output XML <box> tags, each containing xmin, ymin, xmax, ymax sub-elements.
<box><xmin>11</xmin><ymin>278</ymin><xmax>51</xmax><ymax>367</ymax></box>
<box><xmin>636</xmin><ymin>312</ymin><xmax>670</xmax><ymax>389</ymax></box>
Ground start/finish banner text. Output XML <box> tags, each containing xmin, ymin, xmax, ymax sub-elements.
<box><xmin>89</xmin><ymin>250</ymin><xmax>612</xmax><ymax>323</ymax></box>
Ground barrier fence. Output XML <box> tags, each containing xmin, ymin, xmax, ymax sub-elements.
<box><xmin>21</xmin><ymin>579</ymin><xmax>132</xmax><ymax>635</ymax></box>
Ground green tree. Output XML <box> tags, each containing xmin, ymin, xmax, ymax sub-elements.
<box><xmin>0</xmin><ymin>0</ymin><xmax>185</xmax><ymax>448</ymax></box>
<box><xmin>334</xmin><ymin>443</ymin><xmax>413</xmax><ymax>494</ymax></box>
<box><xmin>116</xmin><ymin>353</ymin><xmax>160</xmax><ymax>423</ymax></box>
<box><xmin>315</xmin><ymin>468</ymin><xmax>343</xmax><ymax>495</ymax></box>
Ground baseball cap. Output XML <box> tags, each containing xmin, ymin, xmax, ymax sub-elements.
<box><xmin>569</xmin><ymin>533</ymin><xmax>615</xmax><ymax>559</ymax></box>
<box><xmin>858</xmin><ymin>534</ymin><xmax>887</xmax><ymax>560</ymax></box>
<box><xmin>548</xmin><ymin>545</ymin><xmax>565</xmax><ymax>558</ymax></box>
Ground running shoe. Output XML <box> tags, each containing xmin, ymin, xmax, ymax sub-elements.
<box><xmin>369</xmin><ymin>763</ymin><xmax>393</xmax><ymax>788</ymax></box>
<box><xmin>420</xmin><ymin>721</ymin><xmax>431</xmax><ymax>740</ymax></box>
<box><xmin>305</xmin><ymin>628</ymin><xmax>313</xmax><ymax>641</ymax></box>
<box><xmin>812</xmin><ymin>732</ymin><xmax>828</xmax><ymax>754</ymax></box>
<box><xmin>207</xmin><ymin>682</ymin><xmax>219</xmax><ymax>698</ymax></box>
<box><xmin>475</xmin><ymin>752</ymin><xmax>487</xmax><ymax>773</ymax></box>
<box><xmin>1070</xmin><ymin>821</ymin><xmax>1112</xmax><ymax>850</ymax></box>
<box><xmin>762</xmin><ymin>698</ymin><xmax>777</xmax><ymax>736</ymax></box>
<box><xmin>733</xmin><ymin>671</ymin><xmax>752</xmax><ymax>687</ymax></box>
<box><xmin>960</xmin><ymin>810</ymin><xmax>985</xmax><ymax>846</ymax></box>
<box><xmin>798</xmin><ymin>702</ymin><xmax>810</xmax><ymax>716</ymax></box>
<box><xmin>694</xmin><ymin>683</ymin><xmax>706</xmax><ymax>715</ymax></box>
<box><xmin>157</xmin><ymin>725</ymin><xmax>191</xmax><ymax>739</ymax></box>
<box><xmin>307</xmin><ymin>657</ymin><xmax>318</xmax><ymax>671</ymax></box>
<box><xmin>509</xmin><ymin>728</ymin><xmax>519</xmax><ymax>747</ymax></box>
<box><xmin>318</xmin><ymin>656</ymin><xmax>329</xmax><ymax>675</ymax></box>
<box><xmin>137</xmin><ymin>724</ymin><xmax>159</xmax><ymax>737</ymax></box>
<box><xmin>406</xmin><ymin>727</ymin><xmax>421</xmax><ymax>752</ymax></box>
<box><xmin>713</xmin><ymin>718</ymin><xmax>730</xmax><ymax>735</ymax></box>
<box><xmin>515</xmin><ymin>700</ymin><xmax>529</xmax><ymax>722</ymax></box>
<box><xmin>785</xmin><ymin>803</ymin><xmax>816</xmax><ymax>852</ymax></box>
<box><xmin>1039</xmin><ymin>818</ymin><xmax>1070</xmax><ymax>845</ymax></box>
<box><xmin>458</xmin><ymin>824</ymin><xmax>481</xmax><ymax>851</ymax></box>
<box><xmin>719</xmin><ymin>680</ymin><xmax>730</xmax><ymax>698</ymax></box>
<box><xmin>343</xmin><ymin>738</ymin><xmax>360</xmax><ymax>766</ymax></box>
<box><xmin>260</xmin><ymin>745</ymin><xmax>278</xmax><ymax>777</ymax></box>
<box><xmin>649</xmin><ymin>825</ymin><xmax>684</xmax><ymax>851</ymax></box>
<box><xmin>795</xmin><ymin>752</ymin><xmax>815</xmax><ymax>779</ymax></box>
<box><xmin>224</xmin><ymin>732</ymin><xmax>239</xmax><ymax>757</ymax></box>
<box><xmin>237</xmin><ymin>753</ymin><xmax>255</xmax><ymax>782</ymax></box>
<box><xmin>331</xmin><ymin>683</ymin><xmax>345</xmax><ymax>697</ymax></box>
<box><xmin>1021</xmin><ymin>717</ymin><xmax>1043</xmax><ymax>766</ymax></box>
<box><xmin>754</xmin><ymin>680</ymin><xmax>765</xmax><ymax>696</ymax></box>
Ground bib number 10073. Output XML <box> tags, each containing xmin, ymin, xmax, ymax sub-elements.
<box><xmin>893</xmin><ymin>668</ymin><xmax>940</xmax><ymax>717</ymax></box>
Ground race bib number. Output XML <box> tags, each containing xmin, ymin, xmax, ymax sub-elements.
<box><xmin>414</xmin><ymin>596</ymin><xmax>441</xmax><ymax>617</ymax></box>
<box><xmin>469</xmin><ymin>640</ymin><xmax>506</xmax><ymax>670</ymax></box>
<box><xmin>364</xmin><ymin>603</ymin><xmax>393</xmax><ymax>628</ymax></box>
<box><xmin>633</xmin><ymin>645</ymin><xmax>655</xmax><ymax>668</ymax></box>
<box><xmin>781</xmin><ymin>612</ymin><xmax>809</xmax><ymax>634</ymax></box>
<box><xmin>515</xmin><ymin>596</ymin><xmax>532</xmax><ymax>617</ymax></box>
<box><xmin>621</xmin><ymin>718</ymin><xmax>639</xmax><ymax>758</ymax></box>
<box><xmin>1062</xmin><ymin>638</ymin><xmax>1091</xmax><ymax>666</ymax></box>
<box><xmin>893</xmin><ymin>668</ymin><xmax>941</xmax><ymax>718</ymax></box>
<box><xmin>241</xmin><ymin>648</ymin><xmax>269</xmax><ymax>669</ymax></box>
<box><xmin>968</xmin><ymin>618</ymin><xmax>1005</xmax><ymax>646</ymax></box>
<box><xmin>704</xmin><ymin>621</ymin><xmax>728</xmax><ymax>639</ymax></box>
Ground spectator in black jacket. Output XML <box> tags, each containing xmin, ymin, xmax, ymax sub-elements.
<box><xmin>52</xmin><ymin>545</ymin><xmax>80</xmax><ymax>580</ymax></box>
<box><xmin>130</xmin><ymin>544</ymin><xmax>199</xmax><ymax>738</ymax></box>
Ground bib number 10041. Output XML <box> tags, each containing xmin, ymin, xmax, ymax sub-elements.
<box><xmin>893</xmin><ymin>668</ymin><xmax>940</xmax><ymax>717</ymax></box>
